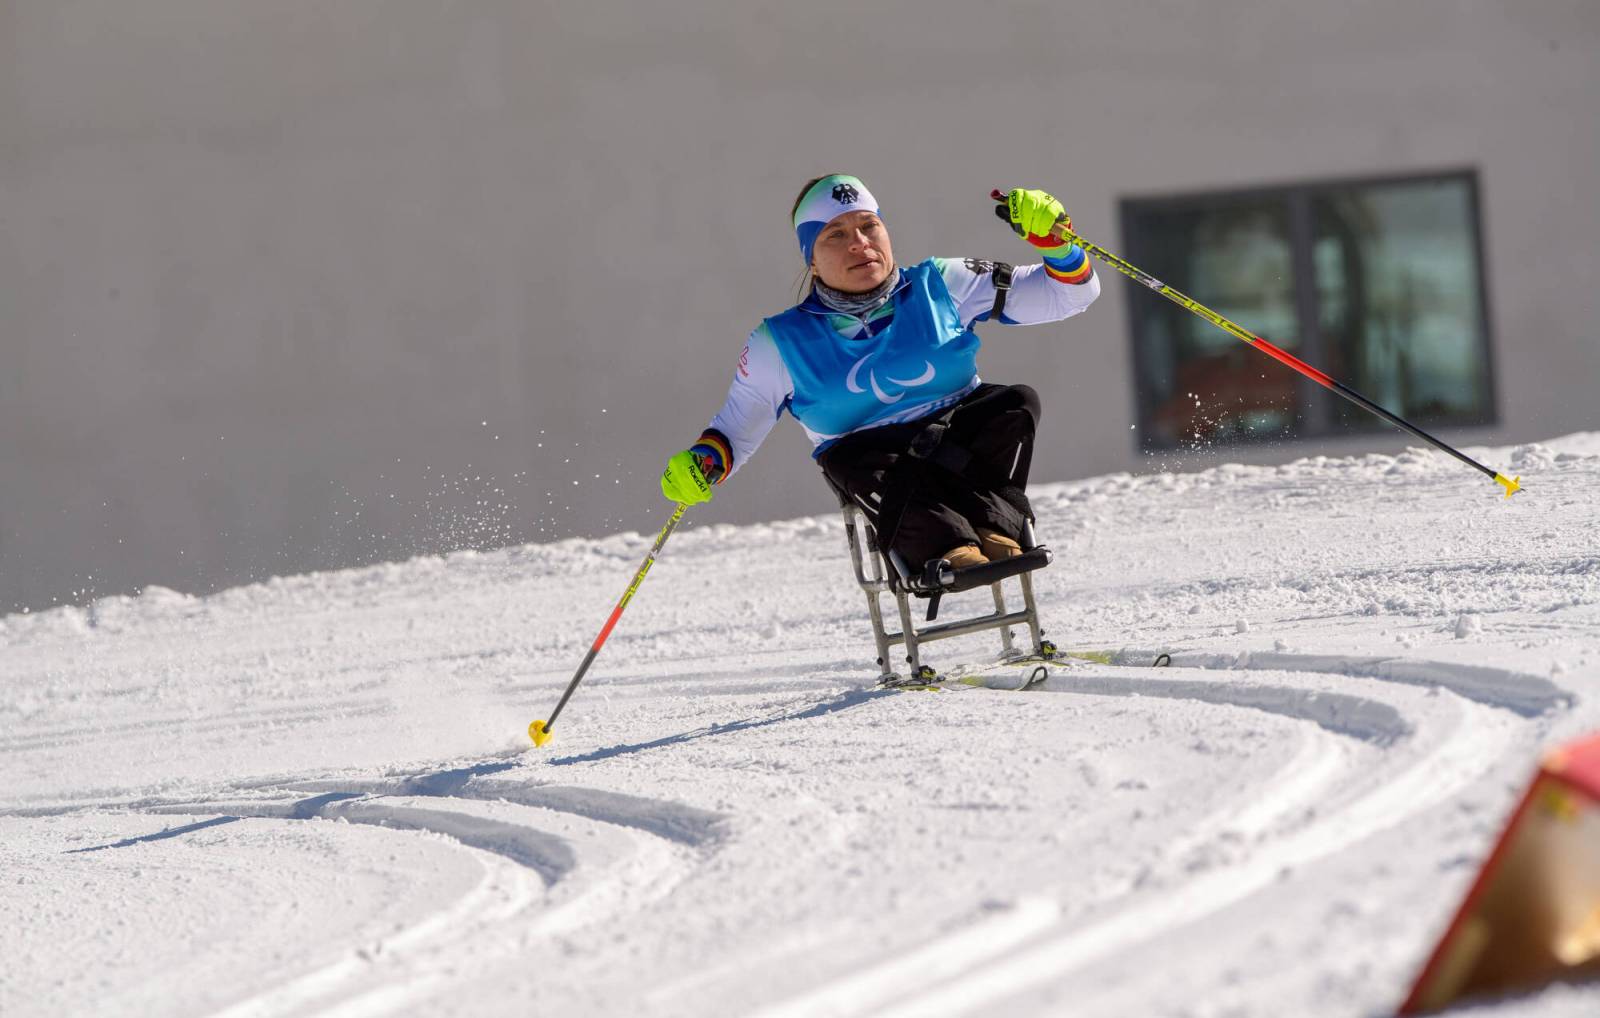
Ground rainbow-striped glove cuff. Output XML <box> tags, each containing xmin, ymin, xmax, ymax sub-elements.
<box><xmin>1038</xmin><ymin>242</ymin><xmax>1092</xmax><ymax>285</ymax></box>
<box><xmin>690</xmin><ymin>431</ymin><xmax>731</xmax><ymax>484</ymax></box>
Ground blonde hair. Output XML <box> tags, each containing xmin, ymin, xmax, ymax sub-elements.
<box><xmin>793</xmin><ymin>265</ymin><xmax>815</xmax><ymax>302</ymax></box>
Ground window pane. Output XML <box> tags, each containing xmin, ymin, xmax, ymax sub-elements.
<box><xmin>1312</xmin><ymin>179</ymin><xmax>1492</xmax><ymax>428</ymax></box>
<box><xmin>1131</xmin><ymin>200</ymin><xmax>1302</xmax><ymax>448</ymax></box>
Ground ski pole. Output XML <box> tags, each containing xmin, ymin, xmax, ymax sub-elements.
<box><xmin>994</xmin><ymin>190</ymin><xmax>1522</xmax><ymax>498</ymax></box>
<box><xmin>529</xmin><ymin>502</ymin><xmax>688</xmax><ymax>746</ymax></box>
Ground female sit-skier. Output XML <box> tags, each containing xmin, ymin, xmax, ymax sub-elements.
<box><xmin>660</xmin><ymin>175</ymin><xmax>1101</xmax><ymax>573</ymax></box>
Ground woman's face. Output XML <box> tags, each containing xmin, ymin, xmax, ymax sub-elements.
<box><xmin>811</xmin><ymin>211</ymin><xmax>894</xmax><ymax>293</ymax></box>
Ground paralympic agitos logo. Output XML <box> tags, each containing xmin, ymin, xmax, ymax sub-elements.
<box><xmin>845</xmin><ymin>354</ymin><xmax>936</xmax><ymax>405</ymax></box>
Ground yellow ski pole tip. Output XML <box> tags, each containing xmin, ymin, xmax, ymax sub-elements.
<box><xmin>528</xmin><ymin>720</ymin><xmax>552</xmax><ymax>747</ymax></box>
<box><xmin>1494</xmin><ymin>473</ymin><xmax>1523</xmax><ymax>498</ymax></box>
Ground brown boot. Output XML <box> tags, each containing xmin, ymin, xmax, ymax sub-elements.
<box><xmin>977</xmin><ymin>528</ymin><xmax>1023</xmax><ymax>560</ymax></box>
<box><xmin>943</xmin><ymin>544</ymin><xmax>989</xmax><ymax>569</ymax></box>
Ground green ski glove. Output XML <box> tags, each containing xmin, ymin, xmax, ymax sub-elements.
<box><xmin>993</xmin><ymin>187</ymin><xmax>1072</xmax><ymax>246</ymax></box>
<box><xmin>661</xmin><ymin>449</ymin><xmax>715</xmax><ymax>505</ymax></box>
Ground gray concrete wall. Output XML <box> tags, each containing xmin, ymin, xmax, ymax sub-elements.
<box><xmin>3</xmin><ymin>1</ymin><xmax>1597</xmax><ymax>612</ymax></box>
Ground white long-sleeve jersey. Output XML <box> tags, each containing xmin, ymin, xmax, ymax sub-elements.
<box><xmin>705</xmin><ymin>256</ymin><xmax>1100</xmax><ymax>478</ymax></box>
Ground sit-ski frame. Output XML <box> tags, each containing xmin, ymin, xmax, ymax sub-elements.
<box><xmin>836</xmin><ymin>500</ymin><xmax>1055</xmax><ymax>685</ymax></box>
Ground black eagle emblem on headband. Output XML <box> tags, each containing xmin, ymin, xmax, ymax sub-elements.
<box><xmin>831</xmin><ymin>183</ymin><xmax>859</xmax><ymax>204</ymax></box>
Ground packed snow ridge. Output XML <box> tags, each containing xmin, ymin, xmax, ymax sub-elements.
<box><xmin>3</xmin><ymin>435</ymin><xmax>1598</xmax><ymax>1017</ymax></box>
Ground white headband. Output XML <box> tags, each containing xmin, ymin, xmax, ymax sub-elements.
<box><xmin>793</xmin><ymin>175</ymin><xmax>881</xmax><ymax>265</ymax></box>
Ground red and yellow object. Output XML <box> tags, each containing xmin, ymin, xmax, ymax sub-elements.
<box><xmin>1399</xmin><ymin>732</ymin><xmax>1600</xmax><ymax>1013</ymax></box>
<box><xmin>529</xmin><ymin>502</ymin><xmax>689</xmax><ymax>746</ymax></box>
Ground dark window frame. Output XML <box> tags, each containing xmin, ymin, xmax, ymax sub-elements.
<box><xmin>1119</xmin><ymin>168</ymin><xmax>1498</xmax><ymax>452</ymax></box>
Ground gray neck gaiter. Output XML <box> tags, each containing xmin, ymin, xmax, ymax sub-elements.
<box><xmin>813</xmin><ymin>268</ymin><xmax>900</xmax><ymax>318</ymax></box>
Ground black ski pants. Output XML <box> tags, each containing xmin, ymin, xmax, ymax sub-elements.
<box><xmin>818</xmin><ymin>383</ymin><xmax>1041</xmax><ymax>566</ymax></box>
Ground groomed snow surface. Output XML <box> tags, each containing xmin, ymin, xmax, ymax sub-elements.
<box><xmin>4</xmin><ymin>435</ymin><xmax>1599</xmax><ymax>1018</ymax></box>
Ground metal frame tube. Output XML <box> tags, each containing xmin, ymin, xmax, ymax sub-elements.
<box><xmin>1018</xmin><ymin>569</ymin><xmax>1046</xmax><ymax>654</ymax></box>
<box><xmin>992</xmin><ymin>583</ymin><xmax>1016</xmax><ymax>657</ymax></box>
<box><xmin>883</xmin><ymin>606</ymin><xmax>1039</xmax><ymax>646</ymax></box>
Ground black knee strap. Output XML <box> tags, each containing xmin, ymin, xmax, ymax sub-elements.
<box><xmin>905</xmin><ymin>414</ymin><xmax>972</xmax><ymax>476</ymax></box>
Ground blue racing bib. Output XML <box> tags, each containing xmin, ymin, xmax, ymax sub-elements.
<box><xmin>763</xmin><ymin>259</ymin><xmax>980</xmax><ymax>449</ymax></box>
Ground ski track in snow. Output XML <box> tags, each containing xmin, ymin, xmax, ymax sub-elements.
<box><xmin>852</xmin><ymin>680</ymin><xmax>1519</xmax><ymax>1018</ymax></box>
<box><xmin>2</xmin><ymin>435</ymin><xmax>1599</xmax><ymax>1016</ymax></box>
<box><xmin>9</xmin><ymin>769</ymin><xmax>726</xmax><ymax>1017</ymax></box>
